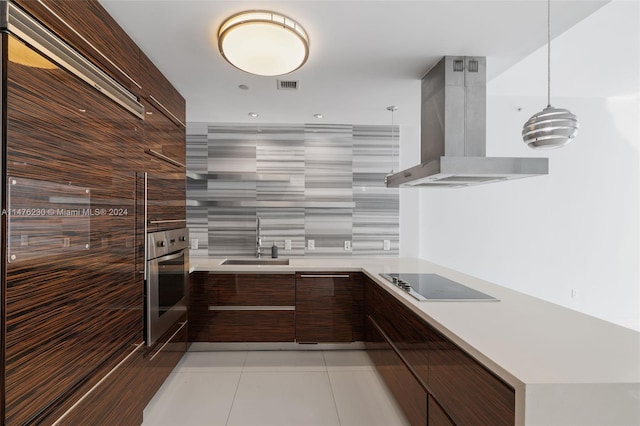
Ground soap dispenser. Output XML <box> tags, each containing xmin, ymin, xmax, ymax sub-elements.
<box><xmin>271</xmin><ymin>242</ymin><xmax>278</xmax><ymax>258</ymax></box>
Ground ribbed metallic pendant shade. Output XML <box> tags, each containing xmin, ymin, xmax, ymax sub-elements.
<box><xmin>522</xmin><ymin>0</ymin><xmax>578</xmax><ymax>149</ymax></box>
<box><xmin>522</xmin><ymin>105</ymin><xmax>579</xmax><ymax>149</ymax></box>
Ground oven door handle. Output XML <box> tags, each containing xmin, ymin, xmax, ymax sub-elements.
<box><xmin>152</xmin><ymin>250</ymin><xmax>187</xmax><ymax>263</ymax></box>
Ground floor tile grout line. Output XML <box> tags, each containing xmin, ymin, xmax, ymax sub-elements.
<box><xmin>225</xmin><ymin>352</ymin><xmax>248</xmax><ymax>426</ymax></box>
<box><xmin>323</xmin><ymin>351</ymin><xmax>343</xmax><ymax>426</ymax></box>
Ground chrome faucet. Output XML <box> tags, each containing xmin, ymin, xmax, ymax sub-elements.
<box><xmin>256</xmin><ymin>216</ymin><xmax>263</xmax><ymax>258</ymax></box>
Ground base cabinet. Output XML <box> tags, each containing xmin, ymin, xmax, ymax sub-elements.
<box><xmin>366</xmin><ymin>316</ymin><xmax>427</xmax><ymax>426</ymax></box>
<box><xmin>428</xmin><ymin>327</ymin><xmax>515</xmax><ymax>425</ymax></box>
<box><xmin>295</xmin><ymin>272</ymin><xmax>353</xmax><ymax>343</ymax></box>
<box><xmin>142</xmin><ymin>317</ymin><xmax>189</xmax><ymax>404</ymax></box>
<box><xmin>190</xmin><ymin>272</ymin><xmax>296</xmax><ymax>342</ymax></box>
<box><xmin>365</xmin><ymin>276</ymin><xmax>515</xmax><ymax>426</ymax></box>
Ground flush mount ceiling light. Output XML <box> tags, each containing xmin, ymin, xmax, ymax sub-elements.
<box><xmin>522</xmin><ymin>0</ymin><xmax>578</xmax><ymax>149</ymax></box>
<box><xmin>218</xmin><ymin>10</ymin><xmax>310</xmax><ymax>76</ymax></box>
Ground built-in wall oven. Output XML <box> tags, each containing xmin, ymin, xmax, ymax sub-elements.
<box><xmin>145</xmin><ymin>227</ymin><xmax>189</xmax><ymax>346</ymax></box>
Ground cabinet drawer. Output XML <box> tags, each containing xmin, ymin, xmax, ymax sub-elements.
<box><xmin>366</xmin><ymin>316</ymin><xmax>427</xmax><ymax>426</ymax></box>
<box><xmin>428</xmin><ymin>327</ymin><xmax>515</xmax><ymax>425</ymax></box>
<box><xmin>210</xmin><ymin>273</ymin><xmax>295</xmax><ymax>306</ymax></box>
<box><xmin>143</xmin><ymin>318</ymin><xmax>189</xmax><ymax>403</ymax></box>
<box><xmin>209</xmin><ymin>310</ymin><xmax>295</xmax><ymax>342</ymax></box>
<box><xmin>366</xmin><ymin>276</ymin><xmax>430</xmax><ymax>384</ymax></box>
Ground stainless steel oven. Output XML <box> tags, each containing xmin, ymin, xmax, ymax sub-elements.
<box><xmin>146</xmin><ymin>227</ymin><xmax>189</xmax><ymax>346</ymax></box>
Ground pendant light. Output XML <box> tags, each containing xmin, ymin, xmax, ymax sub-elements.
<box><xmin>522</xmin><ymin>0</ymin><xmax>578</xmax><ymax>149</ymax></box>
<box><xmin>385</xmin><ymin>106</ymin><xmax>398</xmax><ymax>178</ymax></box>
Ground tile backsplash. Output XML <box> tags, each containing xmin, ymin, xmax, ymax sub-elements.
<box><xmin>186</xmin><ymin>123</ymin><xmax>399</xmax><ymax>258</ymax></box>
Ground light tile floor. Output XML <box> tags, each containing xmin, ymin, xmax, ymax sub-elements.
<box><xmin>142</xmin><ymin>350</ymin><xmax>409</xmax><ymax>426</ymax></box>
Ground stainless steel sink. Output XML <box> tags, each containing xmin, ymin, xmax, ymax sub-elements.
<box><xmin>221</xmin><ymin>258</ymin><xmax>290</xmax><ymax>266</ymax></box>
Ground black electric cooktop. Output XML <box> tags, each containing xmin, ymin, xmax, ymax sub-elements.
<box><xmin>380</xmin><ymin>273</ymin><xmax>499</xmax><ymax>302</ymax></box>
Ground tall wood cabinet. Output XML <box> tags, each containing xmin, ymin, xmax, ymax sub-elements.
<box><xmin>1</xmin><ymin>1</ymin><xmax>185</xmax><ymax>424</ymax></box>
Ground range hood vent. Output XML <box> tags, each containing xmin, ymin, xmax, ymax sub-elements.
<box><xmin>385</xmin><ymin>56</ymin><xmax>548</xmax><ymax>188</ymax></box>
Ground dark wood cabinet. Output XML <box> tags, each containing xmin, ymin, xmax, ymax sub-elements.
<box><xmin>141</xmin><ymin>316</ymin><xmax>189</xmax><ymax>403</ymax></box>
<box><xmin>352</xmin><ymin>272</ymin><xmax>365</xmax><ymax>341</ymax></box>
<box><xmin>295</xmin><ymin>272</ymin><xmax>353</xmax><ymax>343</ymax></box>
<box><xmin>138</xmin><ymin>51</ymin><xmax>186</xmax><ymax>126</ymax></box>
<box><xmin>189</xmin><ymin>273</ymin><xmax>296</xmax><ymax>342</ymax></box>
<box><xmin>189</xmin><ymin>271</ymin><xmax>210</xmax><ymax>342</ymax></box>
<box><xmin>3</xmin><ymin>34</ymin><xmax>143</xmax><ymax>423</ymax></box>
<box><xmin>13</xmin><ymin>0</ymin><xmax>142</xmax><ymax>95</ymax></box>
<box><xmin>141</xmin><ymin>98</ymin><xmax>186</xmax><ymax>233</ymax></box>
<box><xmin>364</xmin><ymin>276</ymin><xmax>515</xmax><ymax>426</ymax></box>
<box><xmin>366</xmin><ymin>316</ymin><xmax>427</xmax><ymax>426</ymax></box>
<box><xmin>428</xmin><ymin>327</ymin><xmax>515</xmax><ymax>426</ymax></box>
<box><xmin>428</xmin><ymin>395</ymin><xmax>455</xmax><ymax>426</ymax></box>
<box><xmin>1</xmin><ymin>2</ymin><xmax>185</xmax><ymax>424</ymax></box>
<box><xmin>42</xmin><ymin>341</ymin><xmax>146</xmax><ymax>425</ymax></box>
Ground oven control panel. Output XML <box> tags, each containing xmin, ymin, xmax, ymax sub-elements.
<box><xmin>147</xmin><ymin>227</ymin><xmax>189</xmax><ymax>260</ymax></box>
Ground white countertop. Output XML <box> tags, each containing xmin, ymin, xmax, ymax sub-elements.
<box><xmin>190</xmin><ymin>256</ymin><xmax>640</xmax><ymax>425</ymax></box>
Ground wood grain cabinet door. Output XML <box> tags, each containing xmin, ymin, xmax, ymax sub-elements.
<box><xmin>204</xmin><ymin>273</ymin><xmax>296</xmax><ymax>342</ymax></box>
<box><xmin>13</xmin><ymin>0</ymin><xmax>142</xmax><ymax>94</ymax></box>
<box><xmin>428</xmin><ymin>394</ymin><xmax>456</xmax><ymax>426</ymax></box>
<box><xmin>428</xmin><ymin>327</ymin><xmax>516</xmax><ymax>426</ymax></box>
<box><xmin>295</xmin><ymin>272</ymin><xmax>353</xmax><ymax>343</ymax></box>
<box><xmin>365</xmin><ymin>316</ymin><xmax>427</xmax><ymax>426</ymax></box>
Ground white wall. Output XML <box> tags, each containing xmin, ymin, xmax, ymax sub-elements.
<box><xmin>399</xmin><ymin>123</ymin><xmax>421</xmax><ymax>257</ymax></box>
<box><xmin>418</xmin><ymin>0</ymin><xmax>640</xmax><ymax>331</ymax></box>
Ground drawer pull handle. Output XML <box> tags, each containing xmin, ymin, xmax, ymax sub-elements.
<box><xmin>149</xmin><ymin>321</ymin><xmax>187</xmax><ymax>361</ymax></box>
<box><xmin>52</xmin><ymin>342</ymin><xmax>144</xmax><ymax>425</ymax></box>
<box><xmin>148</xmin><ymin>95</ymin><xmax>186</xmax><ymax>127</ymax></box>
<box><xmin>144</xmin><ymin>148</ymin><xmax>185</xmax><ymax>168</ymax></box>
<box><xmin>299</xmin><ymin>274</ymin><xmax>350</xmax><ymax>278</ymax></box>
<box><xmin>208</xmin><ymin>306</ymin><xmax>295</xmax><ymax>311</ymax></box>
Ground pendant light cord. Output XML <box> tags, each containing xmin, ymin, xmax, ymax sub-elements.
<box><xmin>386</xmin><ymin>106</ymin><xmax>398</xmax><ymax>174</ymax></box>
<box><xmin>547</xmin><ymin>0</ymin><xmax>551</xmax><ymax>107</ymax></box>
<box><xmin>391</xmin><ymin>109</ymin><xmax>395</xmax><ymax>172</ymax></box>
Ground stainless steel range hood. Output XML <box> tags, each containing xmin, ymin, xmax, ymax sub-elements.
<box><xmin>385</xmin><ymin>56</ymin><xmax>548</xmax><ymax>188</ymax></box>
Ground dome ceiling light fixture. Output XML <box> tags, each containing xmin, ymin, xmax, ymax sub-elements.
<box><xmin>218</xmin><ymin>10</ymin><xmax>310</xmax><ymax>77</ymax></box>
<box><xmin>522</xmin><ymin>0</ymin><xmax>579</xmax><ymax>149</ymax></box>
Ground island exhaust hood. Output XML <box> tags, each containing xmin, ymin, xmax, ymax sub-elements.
<box><xmin>385</xmin><ymin>56</ymin><xmax>548</xmax><ymax>188</ymax></box>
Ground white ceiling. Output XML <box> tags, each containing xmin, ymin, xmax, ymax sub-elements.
<box><xmin>100</xmin><ymin>0</ymin><xmax>608</xmax><ymax>126</ymax></box>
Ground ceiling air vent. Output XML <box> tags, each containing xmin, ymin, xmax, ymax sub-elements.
<box><xmin>277</xmin><ymin>80</ymin><xmax>299</xmax><ymax>90</ymax></box>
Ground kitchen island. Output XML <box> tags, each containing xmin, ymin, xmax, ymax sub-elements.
<box><xmin>190</xmin><ymin>257</ymin><xmax>640</xmax><ymax>426</ymax></box>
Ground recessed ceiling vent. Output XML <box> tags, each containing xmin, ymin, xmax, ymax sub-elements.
<box><xmin>277</xmin><ymin>80</ymin><xmax>299</xmax><ymax>90</ymax></box>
